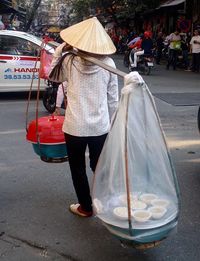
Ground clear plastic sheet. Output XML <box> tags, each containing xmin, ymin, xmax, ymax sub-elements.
<box><xmin>92</xmin><ymin>72</ymin><xmax>180</xmax><ymax>240</ymax></box>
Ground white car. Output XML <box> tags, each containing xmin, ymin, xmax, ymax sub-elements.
<box><xmin>0</xmin><ymin>30</ymin><xmax>57</xmax><ymax>92</ymax></box>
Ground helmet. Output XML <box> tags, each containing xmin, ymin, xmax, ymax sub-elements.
<box><xmin>144</xmin><ymin>31</ymin><xmax>151</xmax><ymax>38</ymax></box>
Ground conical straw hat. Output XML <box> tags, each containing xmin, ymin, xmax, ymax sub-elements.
<box><xmin>60</xmin><ymin>17</ymin><xmax>116</xmax><ymax>55</ymax></box>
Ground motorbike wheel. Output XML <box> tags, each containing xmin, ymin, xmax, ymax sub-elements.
<box><xmin>144</xmin><ymin>66</ymin><xmax>151</xmax><ymax>75</ymax></box>
<box><xmin>197</xmin><ymin>106</ymin><xmax>200</xmax><ymax>132</ymax></box>
<box><xmin>129</xmin><ymin>66</ymin><xmax>136</xmax><ymax>72</ymax></box>
<box><xmin>123</xmin><ymin>51</ymin><xmax>130</xmax><ymax>68</ymax></box>
<box><xmin>42</xmin><ymin>87</ymin><xmax>57</xmax><ymax>113</ymax></box>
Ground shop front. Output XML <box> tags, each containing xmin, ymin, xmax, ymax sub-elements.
<box><xmin>141</xmin><ymin>0</ymin><xmax>191</xmax><ymax>36</ymax></box>
<box><xmin>0</xmin><ymin>0</ymin><xmax>26</xmax><ymax>30</ymax></box>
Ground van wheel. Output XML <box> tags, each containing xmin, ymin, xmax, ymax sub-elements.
<box><xmin>123</xmin><ymin>51</ymin><xmax>130</xmax><ymax>67</ymax></box>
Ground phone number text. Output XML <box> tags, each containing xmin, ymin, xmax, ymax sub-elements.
<box><xmin>4</xmin><ymin>74</ymin><xmax>39</xmax><ymax>80</ymax></box>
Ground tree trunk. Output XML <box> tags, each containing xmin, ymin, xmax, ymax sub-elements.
<box><xmin>25</xmin><ymin>0</ymin><xmax>42</xmax><ymax>31</ymax></box>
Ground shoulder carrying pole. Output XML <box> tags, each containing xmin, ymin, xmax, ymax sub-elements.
<box><xmin>72</xmin><ymin>50</ymin><xmax>127</xmax><ymax>78</ymax></box>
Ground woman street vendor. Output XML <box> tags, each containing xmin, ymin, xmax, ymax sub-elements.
<box><xmin>49</xmin><ymin>17</ymin><xmax>119</xmax><ymax>217</ymax></box>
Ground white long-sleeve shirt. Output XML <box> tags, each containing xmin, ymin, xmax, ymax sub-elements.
<box><xmin>49</xmin><ymin>50</ymin><xmax>119</xmax><ymax>137</ymax></box>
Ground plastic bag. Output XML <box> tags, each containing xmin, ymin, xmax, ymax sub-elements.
<box><xmin>92</xmin><ymin>72</ymin><xmax>180</xmax><ymax>242</ymax></box>
<box><xmin>39</xmin><ymin>49</ymin><xmax>53</xmax><ymax>79</ymax></box>
<box><xmin>173</xmin><ymin>41</ymin><xmax>181</xmax><ymax>50</ymax></box>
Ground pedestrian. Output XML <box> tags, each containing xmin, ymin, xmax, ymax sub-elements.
<box><xmin>190</xmin><ymin>29</ymin><xmax>200</xmax><ymax>73</ymax></box>
<box><xmin>180</xmin><ymin>33</ymin><xmax>190</xmax><ymax>71</ymax></box>
<box><xmin>166</xmin><ymin>29</ymin><xmax>181</xmax><ymax>70</ymax></box>
<box><xmin>155</xmin><ymin>32</ymin><xmax>164</xmax><ymax>65</ymax></box>
<box><xmin>49</xmin><ymin>17</ymin><xmax>119</xmax><ymax>217</ymax></box>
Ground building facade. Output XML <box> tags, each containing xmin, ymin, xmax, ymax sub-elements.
<box><xmin>140</xmin><ymin>0</ymin><xmax>200</xmax><ymax>35</ymax></box>
<box><xmin>34</xmin><ymin>0</ymin><xmax>72</xmax><ymax>29</ymax></box>
<box><xmin>190</xmin><ymin>0</ymin><xmax>200</xmax><ymax>29</ymax></box>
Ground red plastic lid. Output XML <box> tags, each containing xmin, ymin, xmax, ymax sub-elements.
<box><xmin>26</xmin><ymin>115</ymin><xmax>66</xmax><ymax>144</ymax></box>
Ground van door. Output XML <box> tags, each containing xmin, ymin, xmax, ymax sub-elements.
<box><xmin>0</xmin><ymin>35</ymin><xmax>46</xmax><ymax>92</ymax></box>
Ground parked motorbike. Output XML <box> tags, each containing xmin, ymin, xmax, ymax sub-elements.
<box><xmin>42</xmin><ymin>80</ymin><xmax>59</xmax><ymax>113</ymax></box>
<box><xmin>128</xmin><ymin>48</ymin><xmax>154</xmax><ymax>75</ymax></box>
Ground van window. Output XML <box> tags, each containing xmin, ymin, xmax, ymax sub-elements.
<box><xmin>0</xmin><ymin>35</ymin><xmax>40</xmax><ymax>56</ymax></box>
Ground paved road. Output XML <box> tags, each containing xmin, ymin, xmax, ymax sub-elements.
<box><xmin>0</xmin><ymin>56</ymin><xmax>200</xmax><ymax>260</ymax></box>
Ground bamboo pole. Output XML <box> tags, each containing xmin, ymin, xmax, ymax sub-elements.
<box><xmin>73</xmin><ymin>50</ymin><xmax>127</xmax><ymax>78</ymax></box>
<box><xmin>124</xmin><ymin>93</ymin><xmax>133</xmax><ymax>236</ymax></box>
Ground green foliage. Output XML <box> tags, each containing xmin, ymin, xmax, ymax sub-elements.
<box><xmin>17</xmin><ymin>0</ymin><xmax>161</xmax><ymax>29</ymax></box>
<box><xmin>72</xmin><ymin>0</ymin><xmax>94</xmax><ymax>20</ymax></box>
<box><xmin>71</xmin><ymin>0</ymin><xmax>161</xmax><ymax>22</ymax></box>
<box><xmin>23</xmin><ymin>0</ymin><xmax>42</xmax><ymax>30</ymax></box>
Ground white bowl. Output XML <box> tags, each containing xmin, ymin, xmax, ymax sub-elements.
<box><xmin>140</xmin><ymin>193</ymin><xmax>158</xmax><ymax>204</ymax></box>
<box><xmin>133</xmin><ymin>210</ymin><xmax>151</xmax><ymax>222</ymax></box>
<box><xmin>113</xmin><ymin>207</ymin><xmax>133</xmax><ymax>220</ymax></box>
<box><xmin>151</xmin><ymin>199</ymin><xmax>169</xmax><ymax>208</ymax></box>
<box><xmin>148</xmin><ymin>206</ymin><xmax>167</xmax><ymax>219</ymax></box>
<box><xmin>131</xmin><ymin>200</ymin><xmax>147</xmax><ymax>210</ymax></box>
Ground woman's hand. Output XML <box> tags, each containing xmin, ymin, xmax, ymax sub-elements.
<box><xmin>54</xmin><ymin>107</ymin><xmax>61</xmax><ymax>116</ymax></box>
<box><xmin>62</xmin><ymin>43</ymin><xmax>72</xmax><ymax>52</ymax></box>
<box><xmin>54</xmin><ymin>42</ymin><xmax>71</xmax><ymax>57</ymax></box>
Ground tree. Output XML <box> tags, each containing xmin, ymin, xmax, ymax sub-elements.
<box><xmin>71</xmin><ymin>0</ymin><xmax>161</xmax><ymax>25</ymax></box>
<box><xmin>24</xmin><ymin>0</ymin><xmax>42</xmax><ymax>31</ymax></box>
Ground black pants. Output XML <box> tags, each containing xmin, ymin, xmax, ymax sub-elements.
<box><xmin>156</xmin><ymin>48</ymin><xmax>162</xmax><ymax>64</ymax></box>
<box><xmin>191</xmin><ymin>53</ymin><xmax>200</xmax><ymax>72</ymax></box>
<box><xmin>65</xmin><ymin>133</ymin><xmax>107</xmax><ymax>212</ymax></box>
<box><xmin>167</xmin><ymin>49</ymin><xmax>178</xmax><ymax>69</ymax></box>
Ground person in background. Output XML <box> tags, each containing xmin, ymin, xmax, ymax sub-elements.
<box><xmin>190</xmin><ymin>29</ymin><xmax>200</xmax><ymax>73</ymax></box>
<box><xmin>127</xmin><ymin>30</ymin><xmax>136</xmax><ymax>43</ymax></box>
<box><xmin>0</xmin><ymin>16</ymin><xmax>5</xmax><ymax>30</ymax></box>
<box><xmin>131</xmin><ymin>31</ymin><xmax>153</xmax><ymax>68</ymax></box>
<box><xmin>141</xmin><ymin>31</ymin><xmax>153</xmax><ymax>56</ymax></box>
<box><xmin>49</xmin><ymin>17</ymin><xmax>119</xmax><ymax>217</ymax></box>
<box><xmin>166</xmin><ymin>29</ymin><xmax>181</xmax><ymax>70</ymax></box>
<box><xmin>128</xmin><ymin>33</ymin><xmax>143</xmax><ymax>68</ymax></box>
<box><xmin>117</xmin><ymin>28</ymin><xmax>128</xmax><ymax>53</ymax></box>
<box><xmin>180</xmin><ymin>33</ymin><xmax>190</xmax><ymax>71</ymax></box>
<box><xmin>155</xmin><ymin>32</ymin><xmax>164</xmax><ymax>65</ymax></box>
<box><xmin>127</xmin><ymin>33</ymin><xmax>141</xmax><ymax>48</ymax></box>
<box><xmin>43</xmin><ymin>32</ymin><xmax>54</xmax><ymax>43</ymax></box>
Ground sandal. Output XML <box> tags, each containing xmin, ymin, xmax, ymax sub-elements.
<box><xmin>69</xmin><ymin>204</ymin><xmax>93</xmax><ymax>217</ymax></box>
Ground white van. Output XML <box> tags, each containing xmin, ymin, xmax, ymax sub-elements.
<box><xmin>0</xmin><ymin>30</ymin><xmax>57</xmax><ymax>92</ymax></box>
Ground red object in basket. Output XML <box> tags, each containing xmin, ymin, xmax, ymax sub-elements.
<box><xmin>39</xmin><ymin>49</ymin><xmax>53</xmax><ymax>79</ymax></box>
<box><xmin>26</xmin><ymin>115</ymin><xmax>65</xmax><ymax>144</ymax></box>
